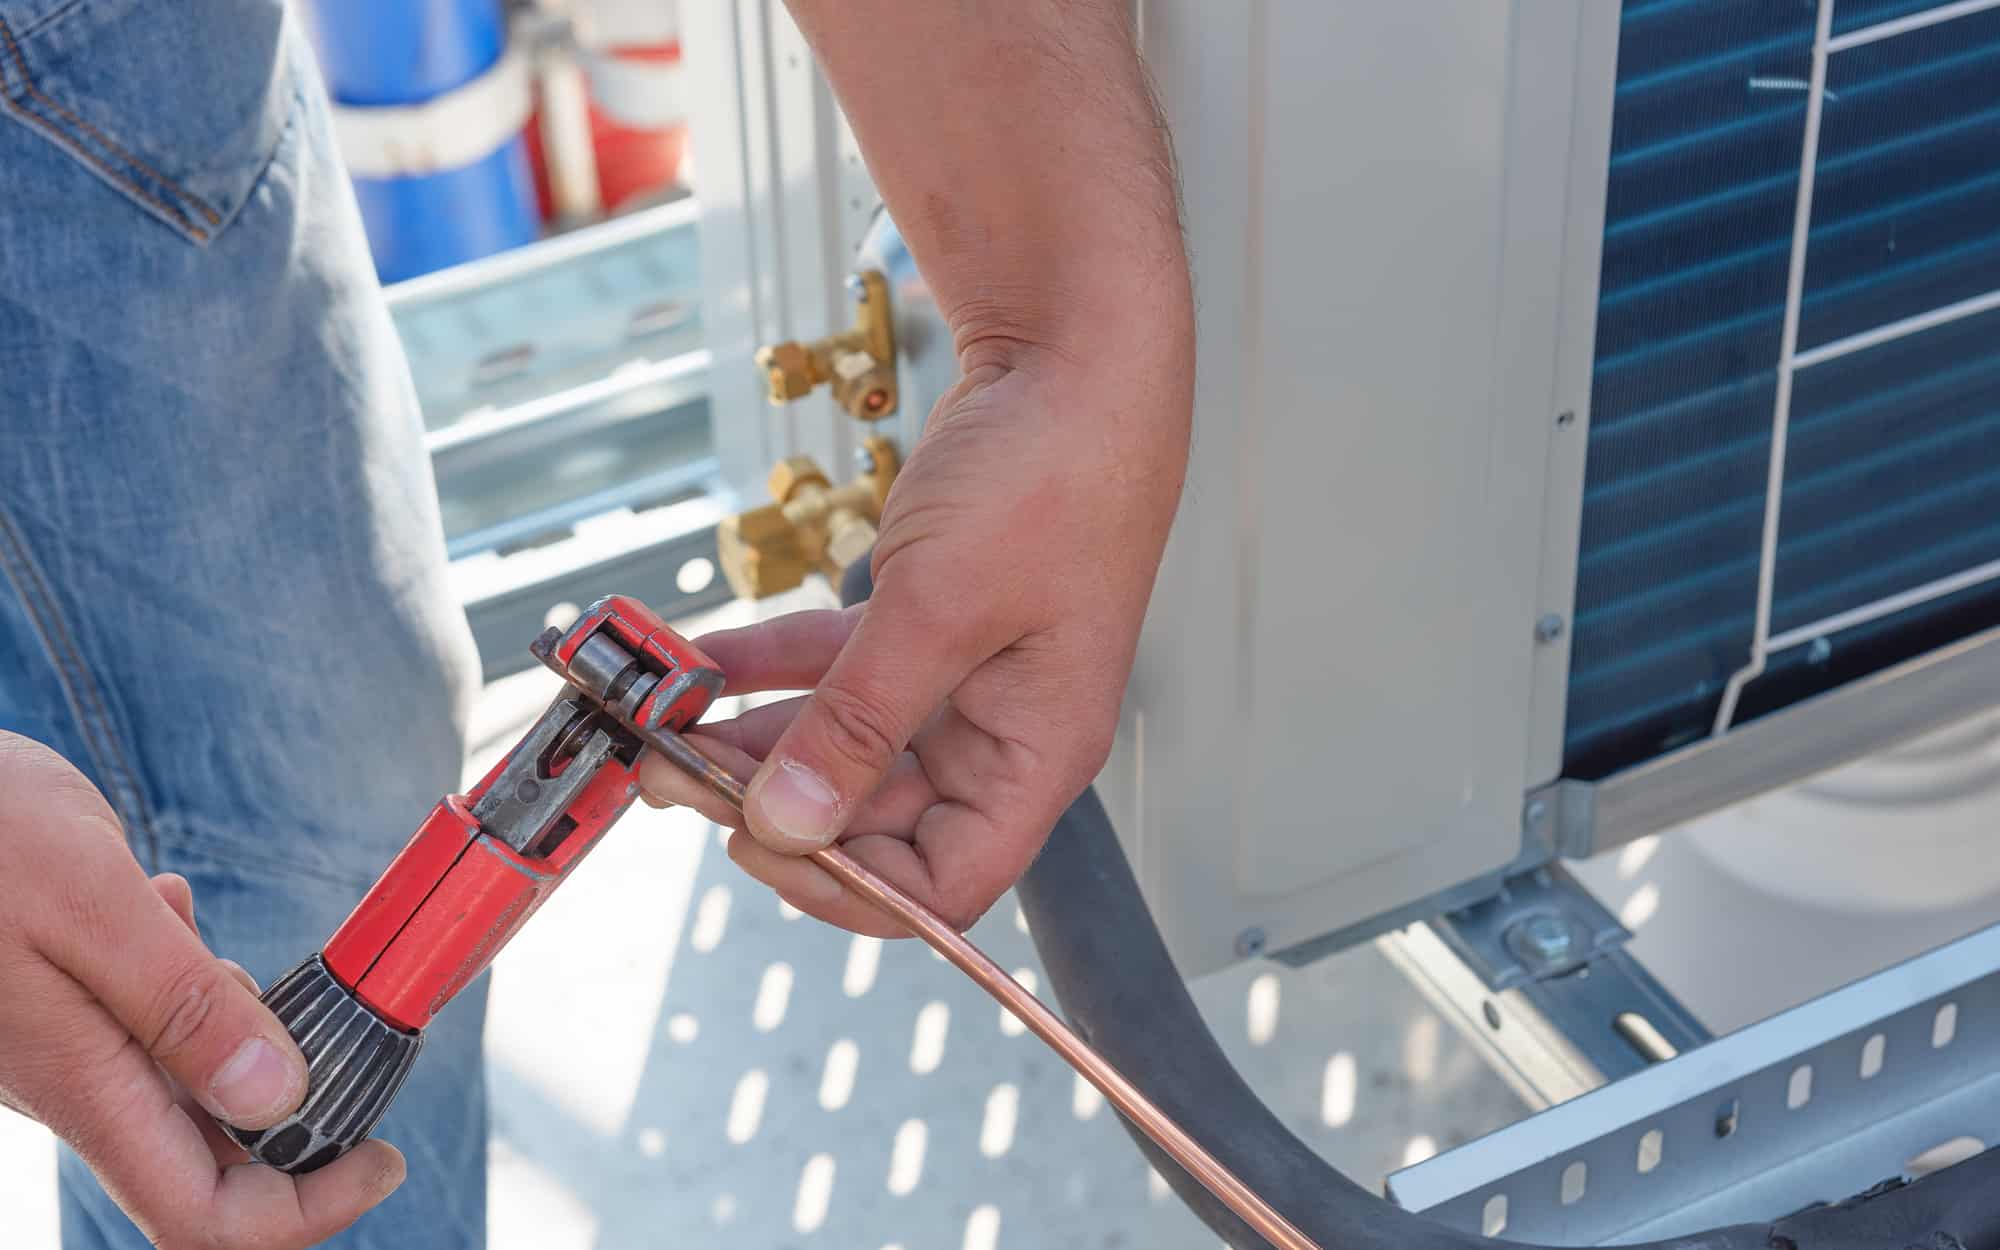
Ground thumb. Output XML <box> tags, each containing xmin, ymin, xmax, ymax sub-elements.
<box><xmin>746</xmin><ymin>578</ymin><xmax>986</xmax><ymax>854</ymax></box>
<box><xmin>38</xmin><ymin>874</ymin><xmax>308</xmax><ymax>1132</ymax></box>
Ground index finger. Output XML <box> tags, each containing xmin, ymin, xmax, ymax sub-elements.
<box><xmin>692</xmin><ymin>607</ymin><xmax>862</xmax><ymax>694</ymax></box>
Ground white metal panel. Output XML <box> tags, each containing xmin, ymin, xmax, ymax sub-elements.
<box><xmin>1104</xmin><ymin>0</ymin><xmax>1609</xmax><ymax>973</ymax></box>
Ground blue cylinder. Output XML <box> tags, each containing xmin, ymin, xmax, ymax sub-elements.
<box><xmin>301</xmin><ymin>0</ymin><xmax>540</xmax><ymax>284</ymax></box>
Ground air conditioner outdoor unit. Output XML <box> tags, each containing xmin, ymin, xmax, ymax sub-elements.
<box><xmin>671</xmin><ymin>2</ymin><xmax>2000</xmax><ymax>1243</ymax></box>
<box><xmin>379</xmin><ymin>1</ymin><xmax>2000</xmax><ymax>1244</ymax></box>
<box><xmin>689</xmin><ymin>0</ymin><xmax>2000</xmax><ymax>974</ymax></box>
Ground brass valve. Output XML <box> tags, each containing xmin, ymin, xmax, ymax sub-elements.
<box><xmin>753</xmin><ymin>270</ymin><xmax>899</xmax><ymax>421</ymax></box>
<box><xmin>717</xmin><ymin>436</ymin><xmax>901</xmax><ymax>599</ymax></box>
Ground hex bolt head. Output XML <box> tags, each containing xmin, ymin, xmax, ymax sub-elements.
<box><xmin>1514</xmin><ymin>913</ymin><xmax>1573</xmax><ymax>965</ymax></box>
<box><xmin>1534</xmin><ymin>613</ymin><xmax>1566</xmax><ymax>644</ymax></box>
<box><xmin>1235</xmin><ymin>927</ymin><xmax>1268</xmax><ymax>960</ymax></box>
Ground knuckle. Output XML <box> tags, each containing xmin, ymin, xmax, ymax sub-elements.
<box><xmin>0</xmin><ymin>735</ymin><xmax>121</xmax><ymax>864</ymax></box>
<box><xmin>808</xmin><ymin>683</ymin><xmax>908</xmax><ymax>775</ymax></box>
<box><xmin>145</xmin><ymin>960</ymin><xmax>225</xmax><ymax>1062</ymax></box>
<box><xmin>1072</xmin><ymin>718</ymin><xmax>1118</xmax><ymax>780</ymax></box>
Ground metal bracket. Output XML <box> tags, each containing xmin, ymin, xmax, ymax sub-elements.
<box><xmin>1436</xmin><ymin>864</ymin><xmax>1629</xmax><ymax>990</ymax></box>
<box><xmin>1380</xmin><ymin>866</ymin><xmax>1711</xmax><ymax>1110</ymax></box>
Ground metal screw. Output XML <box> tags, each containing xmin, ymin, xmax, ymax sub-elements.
<box><xmin>854</xmin><ymin>446</ymin><xmax>877</xmax><ymax>475</ymax></box>
<box><xmin>845</xmin><ymin>273</ymin><xmax>866</xmax><ymax>301</ymax></box>
<box><xmin>1235</xmin><ymin>927</ymin><xmax>1268</xmax><ymax>960</ymax></box>
<box><xmin>1524</xmin><ymin>798</ymin><xmax>1549</xmax><ymax>830</ymax></box>
<box><xmin>1556</xmin><ymin>410</ymin><xmax>1576</xmax><ymax>428</ymax></box>
<box><xmin>1807</xmin><ymin>636</ymin><xmax>1832</xmax><ymax>665</ymax></box>
<box><xmin>1514</xmin><ymin>913</ymin><xmax>1573</xmax><ymax>965</ymax></box>
<box><xmin>1534</xmin><ymin>613</ymin><xmax>1565</xmax><ymax>644</ymax></box>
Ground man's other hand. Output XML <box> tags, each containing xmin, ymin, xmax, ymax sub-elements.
<box><xmin>0</xmin><ymin>733</ymin><xmax>405</xmax><ymax>1249</ymax></box>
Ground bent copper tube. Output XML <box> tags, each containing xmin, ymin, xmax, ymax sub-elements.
<box><xmin>533</xmin><ymin>645</ymin><xmax>1320</xmax><ymax>1249</ymax></box>
<box><xmin>640</xmin><ymin>726</ymin><xmax>1324</xmax><ymax>1250</ymax></box>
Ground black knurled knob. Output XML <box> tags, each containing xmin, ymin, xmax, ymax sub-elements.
<box><xmin>222</xmin><ymin>956</ymin><xmax>423</xmax><ymax>1174</ymax></box>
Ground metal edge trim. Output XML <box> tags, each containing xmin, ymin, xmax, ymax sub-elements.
<box><xmin>1539</xmin><ymin>623</ymin><xmax>2000</xmax><ymax>854</ymax></box>
<box><xmin>384</xmin><ymin>196</ymin><xmax>699</xmax><ymax>309</ymax></box>
<box><xmin>1525</xmin><ymin>0</ymin><xmax>1622</xmax><ymax>788</ymax></box>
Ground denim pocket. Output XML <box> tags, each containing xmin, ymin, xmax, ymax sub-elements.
<box><xmin>0</xmin><ymin>0</ymin><xmax>293</xmax><ymax>244</ymax></box>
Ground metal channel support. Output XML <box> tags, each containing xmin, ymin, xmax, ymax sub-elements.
<box><xmin>1379</xmin><ymin>866</ymin><xmax>1709</xmax><ymax>1112</ymax></box>
<box><xmin>1535</xmin><ymin>623</ymin><xmax>2000</xmax><ymax>856</ymax></box>
<box><xmin>386</xmin><ymin>197</ymin><xmax>702</xmax><ymax>428</ymax></box>
<box><xmin>1387</xmin><ymin>922</ymin><xmax>2000</xmax><ymax>1245</ymax></box>
<box><xmin>429</xmin><ymin>352</ymin><xmax>714</xmax><ymax>559</ymax></box>
<box><xmin>462</xmin><ymin>503</ymin><xmax>735</xmax><ymax>682</ymax></box>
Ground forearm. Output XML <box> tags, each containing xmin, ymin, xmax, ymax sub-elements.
<box><xmin>647</xmin><ymin>7</ymin><xmax>1196</xmax><ymax>936</ymax></box>
<box><xmin>784</xmin><ymin>0</ymin><xmax>1191</xmax><ymax>375</ymax></box>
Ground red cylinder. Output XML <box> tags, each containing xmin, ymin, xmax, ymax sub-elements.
<box><xmin>526</xmin><ymin>37</ymin><xmax>688</xmax><ymax>218</ymax></box>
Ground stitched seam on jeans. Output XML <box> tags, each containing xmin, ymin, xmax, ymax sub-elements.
<box><xmin>10</xmin><ymin>0</ymin><xmax>86</xmax><ymax>42</ymax></box>
<box><xmin>0</xmin><ymin>507</ymin><xmax>161</xmax><ymax>867</ymax></box>
<box><xmin>0</xmin><ymin>14</ymin><xmax>222</xmax><ymax>224</ymax></box>
<box><xmin>0</xmin><ymin>16</ymin><xmax>218</xmax><ymax>237</ymax></box>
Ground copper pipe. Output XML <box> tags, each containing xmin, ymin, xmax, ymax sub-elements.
<box><xmin>639</xmin><ymin>727</ymin><xmax>1323</xmax><ymax>1250</ymax></box>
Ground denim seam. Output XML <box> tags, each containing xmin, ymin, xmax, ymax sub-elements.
<box><xmin>9</xmin><ymin>0</ymin><xmax>85</xmax><ymax>42</ymax></box>
<box><xmin>0</xmin><ymin>506</ymin><xmax>161</xmax><ymax>869</ymax></box>
<box><xmin>1</xmin><ymin>12</ymin><xmax>222</xmax><ymax>224</ymax></box>
<box><xmin>0</xmin><ymin>15</ymin><xmax>220</xmax><ymax>240</ymax></box>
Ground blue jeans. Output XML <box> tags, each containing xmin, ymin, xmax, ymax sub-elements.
<box><xmin>0</xmin><ymin>2</ymin><xmax>488</xmax><ymax>1246</ymax></box>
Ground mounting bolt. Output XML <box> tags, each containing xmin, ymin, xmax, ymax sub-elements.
<box><xmin>1524</xmin><ymin>798</ymin><xmax>1549</xmax><ymax>831</ymax></box>
<box><xmin>1556</xmin><ymin>410</ymin><xmax>1577</xmax><ymax>429</ymax></box>
<box><xmin>845</xmin><ymin>272</ymin><xmax>866</xmax><ymax>301</ymax></box>
<box><xmin>1807</xmin><ymin>636</ymin><xmax>1832</xmax><ymax>665</ymax></box>
<box><xmin>1534</xmin><ymin>613</ymin><xmax>1566</xmax><ymax>644</ymax></box>
<box><xmin>854</xmin><ymin>446</ymin><xmax>877</xmax><ymax>475</ymax></box>
<box><xmin>1235</xmin><ymin>927</ymin><xmax>1268</xmax><ymax>960</ymax></box>
<box><xmin>1512</xmin><ymin>913</ymin><xmax>1573</xmax><ymax>966</ymax></box>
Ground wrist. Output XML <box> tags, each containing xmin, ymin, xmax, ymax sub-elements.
<box><xmin>949</xmin><ymin>238</ymin><xmax>1194</xmax><ymax>383</ymax></box>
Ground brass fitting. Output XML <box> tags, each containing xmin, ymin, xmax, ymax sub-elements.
<box><xmin>753</xmin><ymin>270</ymin><xmax>899</xmax><ymax>421</ymax></box>
<box><xmin>717</xmin><ymin>436</ymin><xmax>901</xmax><ymax>599</ymax></box>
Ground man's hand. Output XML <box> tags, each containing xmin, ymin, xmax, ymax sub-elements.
<box><xmin>639</xmin><ymin>0</ymin><xmax>1193</xmax><ymax>934</ymax></box>
<box><xmin>0</xmin><ymin>733</ymin><xmax>405</xmax><ymax>1248</ymax></box>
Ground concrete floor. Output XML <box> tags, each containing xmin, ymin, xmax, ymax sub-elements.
<box><xmin>0</xmin><ymin>597</ymin><xmax>1525</xmax><ymax>1249</ymax></box>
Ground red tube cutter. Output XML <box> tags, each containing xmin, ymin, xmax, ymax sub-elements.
<box><xmin>225</xmin><ymin>595</ymin><xmax>722</xmax><ymax>1173</ymax></box>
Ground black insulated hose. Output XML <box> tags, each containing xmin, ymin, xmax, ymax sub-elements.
<box><xmin>837</xmin><ymin>554</ymin><xmax>2000</xmax><ymax>1250</ymax></box>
